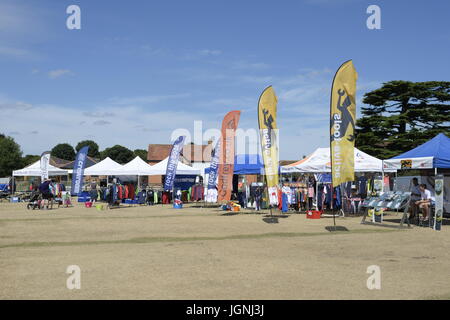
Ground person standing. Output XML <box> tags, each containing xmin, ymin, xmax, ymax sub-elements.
<box><xmin>89</xmin><ymin>179</ymin><xmax>98</xmax><ymax>203</ymax></box>
<box><xmin>255</xmin><ymin>187</ymin><xmax>262</xmax><ymax>211</ymax></box>
<box><xmin>39</xmin><ymin>179</ymin><xmax>53</xmax><ymax>209</ymax></box>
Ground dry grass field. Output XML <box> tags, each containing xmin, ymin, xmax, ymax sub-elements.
<box><xmin>0</xmin><ymin>201</ymin><xmax>449</xmax><ymax>300</ymax></box>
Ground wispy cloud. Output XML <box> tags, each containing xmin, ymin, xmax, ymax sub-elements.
<box><xmin>48</xmin><ymin>69</ymin><xmax>73</xmax><ymax>79</ymax></box>
<box><xmin>198</xmin><ymin>49</ymin><xmax>222</xmax><ymax>56</ymax></box>
<box><xmin>93</xmin><ymin>120</ymin><xmax>111</xmax><ymax>126</ymax></box>
<box><xmin>108</xmin><ymin>93</ymin><xmax>191</xmax><ymax>106</ymax></box>
<box><xmin>0</xmin><ymin>46</ymin><xmax>36</xmax><ymax>59</ymax></box>
<box><xmin>0</xmin><ymin>96</ymin><xmax>33</xmax><ymax>111</ymax></box>
<box><xmin>83</xmin><ymin>111</ymin><xmax>116</xmax><ymax>118</ymax></box>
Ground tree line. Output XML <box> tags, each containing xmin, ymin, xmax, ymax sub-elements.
<box><xmin>0</xmin><ymin>137</ymin><xmax>148</xmax><ymax>177</ymax></box>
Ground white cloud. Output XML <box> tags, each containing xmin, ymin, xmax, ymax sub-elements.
<box><xmin>93</xmin><ymin>120</ymin><xmax>111</xmax><ymax>126</ymax></box>
<box><xmin>198</xmin><ymin>49</ymin><xmax>222</xmax><ymax>56</ymax></box>
<box><xmin>232</xmin><ymin>61</ymin><xmax>270</xmax><ymax>70</ymax></box>
<box><xmin>0</xmin><ymin>46</ymin><xmax>35</xmax><ymax>59</ymax></box>
<box><xmin>83</xmin><ymin>111</ymin><xmax>116</xmax><ymax>118</ymax></box>
<box><xmin>0</xmin><ymin>97</ymin><xmax>221</xmax><ymax>155</ymax></box>
<box><xmin>108</xmin><ymin>93</ymin><xmax>191</xmax><ymax>106</ymax></box>
<box><xmin>0</xmin><ymin>100</ymin><xmax>33</xmax><ymax>111</ymax></box>
<box><xmin>48</xmin><ymin>69</ymin><xmax>73</xmax><ymax>79</ymax></box>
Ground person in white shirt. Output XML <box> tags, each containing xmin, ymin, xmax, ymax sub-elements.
<box><xmin>409</xmin><ymin>178</ymin><xmax>421</xmax><ymax>220</ymax></box>
<box><xmin>415</xmin><ymin>184</ymin><xmax>432</xmax><ymax>221</ymax></box>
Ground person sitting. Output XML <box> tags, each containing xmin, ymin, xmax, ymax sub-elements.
<box><xmin>415</xmin><ymin>184</ymin><xmax>433</xmax><ymax>222</ymax></box>
<box><xmin>409</xmin><ymin>178</ymin><xmax>421</xmax><ymax>220</ymax></box>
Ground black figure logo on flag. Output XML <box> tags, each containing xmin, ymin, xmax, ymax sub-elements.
<box><xmin>262</xmin><ymin>108</ymin><xmax>275</xmax><ymax>146</ymax></box>
<box><xmin>331</xmin><ymin>89</ymin><xmax>355</xmax><ymax>142</ymax></box>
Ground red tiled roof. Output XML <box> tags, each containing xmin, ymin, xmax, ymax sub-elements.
<box><xmin>147</xmin><ymin>144</ymin><xmax>173</xmax><ymax>162</ymax></box>
<box><xmin>182</xmin><ymin>143</ymin><xmax>213</xmax><ymax>162</ymax></box>
<box><xmin>147</xmin><ymin>142</ymin><xmax>213</xmax><ymax>163</ymax></box>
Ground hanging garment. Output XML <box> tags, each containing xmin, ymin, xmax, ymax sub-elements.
<box><xmin>162</xmin><ymin>191</ymin><xmax>171</xmax><ymax>204</ymax></box>
<box><xmin>129</xmin><ymin>184</ymin><xmax>135</xmax><ymax>200</ymax></box>
<box><xmin>358</xmin><ymin>176</ymin><xmax>368</xmax><ymax>198</ymax></box>
<box><xmin>278</xmin><ymin>189</ymin><xmax>282</xmax><ymax>210</ymax></box>
<box><xmin>281</xmin><ymin>193</ymin><xmax>288</xmax><ymax>212</ymax></box>
<box><xmin>205</xmin><ymin>188</ymin><xmax>218</xmax><ymax>203</ymax></box>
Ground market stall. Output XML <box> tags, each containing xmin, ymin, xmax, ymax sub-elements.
<box><xmin>280</xmin><ymin>147</ymin><xmax>394</xmax><ymax>215</ymax></box>
<box><xmin>383</xmin><ymin>133</ymin><xmax>450</xmax><ymax>224</ymax></box>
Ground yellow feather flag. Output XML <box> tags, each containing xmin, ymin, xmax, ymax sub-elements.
<box><xmin>330</xmin><ymin>60</ymin><xmax>358</xmax><ymax>186</ymax></box>
<box><xmin>258</xmin><ymin>86</ymin><xmax>280</xmax><ymax>206</ymax></box>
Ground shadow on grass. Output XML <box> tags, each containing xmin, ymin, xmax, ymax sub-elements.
<box><xmin>0</xmin><ymin>228</ymin><xmax>400</xmax><ymax>250</ymax></box>
<box><xmin>221</xmin><ymin>212</ymin><xmax>240</xmax><ymax>216</ymax></box>
<box><xmin>262</xmin><ymin>217</ymin><xmax>279</xmax><ymax>224</ymax></box>
<box><xmin>325</xmin><ymin>226</ymin><xmax>349</xmax><ymax>232</ymax></box>
<box><xmin>263</xmin><ymin>214</ymin><xmax>289</xmax><ymax>218</ymax></box>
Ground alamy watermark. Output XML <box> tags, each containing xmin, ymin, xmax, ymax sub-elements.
<box><xmin>66</xmin><ymin>5</ymin><xmax>81</xmax><ymax>30</ymax></box>
<box><xmin>66</xmin><ymin>265</ymin><xmax>81</xmax><ymax>290</ymax></box>
<box><xmin>170</xmin><ymin>121</ymin><xmax>279</xmax><ymax>168</ymax></box>
<box><xmin>366</xmin><ymin>5</ymin><xmax>381</xmax><ymax>30</ymax></box>
<box><xmin>366</xmin><ymin>265</ymin><xmax>381</xmax><ymax>290</ymax></box>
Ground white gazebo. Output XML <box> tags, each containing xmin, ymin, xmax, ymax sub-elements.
<box><xmin>281</xmin><ymin>147</ymin><xmax>394</xmax><ymax>173</ymax></box>
<box><xmin>149</xmin><ymin>157</ymin><xmax>201</xmax><ymax>175</ymax></box>
<box><xmin>83</xmin><ymin>157</ymin><xmax>123</xmax><ymax>176</ymax></box>
<box><xmin>112</xmin><ymin>156</ymin><xmax>157</xmax><ymax>176</ymax></box>
<box><xmin>13</xmin><ymin>160</ymin><xmax>69</xmax><ymax>177</ymax></box>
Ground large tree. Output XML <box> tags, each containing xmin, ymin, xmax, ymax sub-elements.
<box><xmin>22</xmin><ymin>154</ymin><xmax>40</xmax><ymax>167</ymax></box>
<box><xmin>0</xmin><ymin>134</ymin><xmax>23</xmax><ymax>177</ymax></box>
<box><xmin>101</xmin><ymin>145</ymin><xmax>134</xmax><ymax>164</ymax></box>
<box><xmin>133</xmin><ymin>149</ymin><xmax>148</xmax><ymax>161</ymax></box>
<box><xmin>75</xmin><ymin>140</ymin><xmax>100</xmax><ymax>158</ymax></box>
<box><xmin>51</xmin><ymin>143</ymin><xmax>76</xmax><ymax>161</ymax></box>
<box><xmin>356</xmin><ymin>81</ymin><xmax>450</xmax><ymax>159</ymax></box>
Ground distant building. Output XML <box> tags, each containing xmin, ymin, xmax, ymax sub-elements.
<box><xmin>54</xmin><ymin>156</ymin><xmax>99</xmax><ymax>170</ymax></box>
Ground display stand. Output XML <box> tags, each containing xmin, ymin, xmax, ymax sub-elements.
<box><xmin>360</xmin><ymin>192</ymin><xmax>412</xmax><ymax>228</ymax></box>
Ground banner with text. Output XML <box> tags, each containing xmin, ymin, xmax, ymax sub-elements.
<box><xmin>217</xmin><ymin>111</ymin><xmax>241</xmax><ymax>202</ymax></box>
<box><xmin>330</xmin><ymin>60</ymin><xmax>358</xmax><ymax>186</ymax></box>
<box><xmin>71</xmin><ymin>146</ymin><xmax>89</xmax><ymax>195</ymax></box>
<box><xmin>258</xmin><ymin>86</ymin><xmax>280</xmax><ymax>206</ymax></box>
<box><xmin>40</xmin><ymin>151</ymin><xmax>51</xmax><ymax>181</ymax></box>
<box><xmin>164</xmin><ymin>135</ymin><xmax>186</xmax><ymax>192</ymax></box>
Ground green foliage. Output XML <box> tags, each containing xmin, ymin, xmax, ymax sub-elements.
<box><xmin>51</xmin><ymin>143</ymin><xmax>76</xmax><ymax>161</ymax></box>
<box><xmin>0</xmin><ymin>134</ymin><xmax>23</xmax><ymax>177</ymax></box>
<box><xmin>133</xmin><ymin>149</ymin><xmax>148</xmax><ymax>161</ymax></box>
<box><xmin>101</xmin><ymin>145</ymin><xmax>134</xmax><ymax>164</ymax></box>
<box><xmin>356</xmin><ymin>81</ymin><xmax>450</xmax><ymax>159</ymax></box>
<box><xmin>21</xmin><ymin>154</ymin><xmax>40</xmax><ymax>167</ymax></box>
<box><xmin>75</xmin><ymin>140</ymin><xmax>100</xmax><ymax>158</ymax></box>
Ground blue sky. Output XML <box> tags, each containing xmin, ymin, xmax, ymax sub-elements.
<box><xmin>0</xmin><ymin>0</ymin><xmax>449</xmax><ymax>159</ymax></box>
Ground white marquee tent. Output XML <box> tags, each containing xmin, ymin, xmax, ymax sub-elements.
<box><xmin>111</xmin><ymin>156</ymin><xmax>158</xmax><ymax>176</ymax></box>
<box><xmin>149</xmin><ymin>157</ymin><xmax>201</xmax><ymax>175</ymax></box>
<box><xmin>83</xmin><ymin>157</ymin><xmax>123</xmax><ymax>176</ymax></box>
<box><xmin>12</xmin><ymin>160</ymin><xmax>68</xmax><ymax>177</ymax></box>
<box><xmin>281</xmin><ymin>147</ymin><xmax>394</xmax><ymax>173</ymax></box>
